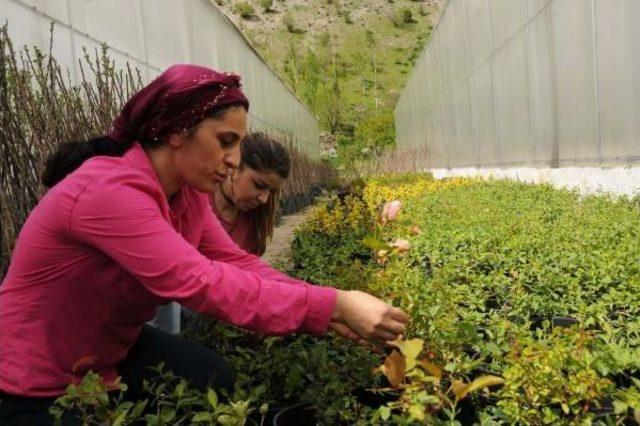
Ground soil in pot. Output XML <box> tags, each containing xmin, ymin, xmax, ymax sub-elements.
<box><xmin>272</xmin><ymin>401</ymin><xmax>317</xmax><ymax>426</ymax></box>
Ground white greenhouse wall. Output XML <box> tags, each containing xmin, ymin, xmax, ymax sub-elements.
<box><xmin>395</xmin><ymin>0</ymin><xmax>640</xmax><ymax>194</ymax></box>
<box><xmin>1</xmin><ymin>0</ymin><xmax>321</xmax><ymax>158</ymax></box>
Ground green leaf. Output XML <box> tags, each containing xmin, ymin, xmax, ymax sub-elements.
<box><xmin>192</xmin><ymin>412</ymin><xmax>214</xmax><ymax>423</ymax></box>
<box><xmin>176</xmin><ymin>396</ymin><xmax>202</xmax><ymax>409</ymax></box>
<box><xmin>362</xmin><ymin>235</ymin><xmax>389</xmax><ymax>252</ymax></box>
<box><xmin>444</xmin><ymin>362</ymin><xmax>457</xmax><ymax>373</ymax></box>
<box><xmin>408</xmin><ymin>404</ymin><xmax>426</xmax><ymax>421</ymax></box>
<box><xmin>130</xmin><ymin>400</ymin><xmax>148</xmax><ymax>419</ymax></box>
<box><xmin>48</xmin><ymin>405</ymin><xmax>64</xmax><ymax>419</ymax></box>
<box><xmin>217</xmin><ymin>414</ymin><xmax>236</xmax><ymax>425</ymax></box>
<box><xmin>207</xmin><ymin>388</ymin><xmax>218</xmax><ymax>409</ymax></box>
<box><xmin>379</xmin><ymin>406</ymin><xmax>391</xmax><ymax>420</ymax></box>
<box><xmin>144</xmin><ymin>414</ymin><xmax>159</xmax><ymax>425</ymax></box>
<box><xmin>112</xmin><ymin>410</ymin><xmax>128</xmax><ymax>426</ymax></box>
<box><xmin>613</xmin><ymin>400</ymin><xmax>629</xmax><ymax>414</ymax></box>
<box><xmin>160</xmin><ymin>407</ymin><xmax>176</xmax><ymax>422</ymax></box>
<box><xmin>175</xmin><ymin>380</ymin><xmax>186</xmax><ymax>397</ymax></box>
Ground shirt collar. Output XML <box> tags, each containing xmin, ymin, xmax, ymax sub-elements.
<box><xmin>123</xmin><ymin>142</ymin><xmax>189</xmax><ymax>218</ymax></box>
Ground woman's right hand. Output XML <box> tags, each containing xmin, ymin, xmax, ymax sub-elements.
<box><xmin>329</xmin><ymin>290</ymin><xmax>409</xmax><ymax>345</ymax></box>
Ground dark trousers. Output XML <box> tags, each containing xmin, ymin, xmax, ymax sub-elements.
<box><xmin>0</xmin><ymin>325</ymin><xmax>234</xmax><ymax>425</ymax></box>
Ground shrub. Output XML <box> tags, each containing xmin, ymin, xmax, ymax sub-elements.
<box><xmin>174</xmin><ymin>177</ymin><xmax>640</xmax><ymax>423</ymax></box>
<box><xmin>286</xmin><ymin>177</ymin><xmax>640</xmax><ymax>423</ymax></box>
<box><xmin>50</xmin><ymin>366</ymin><xmax>257</xmax><ymax>425</ymax></box>
<box><xmin>234</xmin><ymin>1</ymin><xmax>256</xmax><ymax>19</ymax></box>
<box><xmin>283</xmin><ymin>12</ymin><xmax>304</xmax><ymax>34</ymax></box>
<box><xmin>402</xmin><ymin>7</ymin><xmax>415</xmax><ymax>24</ymax></box>
<box><xmin>353</xmin><ymin>111</ymin><xmax>396</xmax><ymax>153</ymax></box>
<box><xmin>0</xmin><ymin>25</ymin><xmax>142</xmax><ymax>275</ymax></box>
<box><xmin>260</xmin><ymin>0</ymin><xmax>274</xmax><ymax>13</ymax></box>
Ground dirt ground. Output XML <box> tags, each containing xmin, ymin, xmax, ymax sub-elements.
<box><xmin>261</xmin><ymin>204</ymin><xmax>316</xmax><ymax>266</ymax></box>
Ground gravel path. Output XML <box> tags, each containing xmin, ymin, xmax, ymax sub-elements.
<box><xmin>261</xmin><ymin>204</ymin><xmax>316</xmax><ymax>266</ymax></box>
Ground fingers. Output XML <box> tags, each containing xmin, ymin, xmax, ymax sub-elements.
<box><xmin>372</xmin><ymin>330</ymin><xmax>402</xmax><ymax>343</ymax></box>
<box><xmin>383</xmin><ymin>319</ymin><xmax>407</xmax><ymax>335</ymax></box>
<box><xmin>333</xmin><ymin>290</ymin><xmax>410</xmax><ymax>345</ymax></box>
<box><xmin>329</xmin><ymin>322</ymin><xmax>386</xmax><ymax>353</ymax></box>
<box><xmin>389</xmin><ymin>306</ymin><xmax>410</xmax><ymax>323</ymax></box>
<box><xmin>329</xmin><ymin>322</ymin><xmax>361</xmax><ymax>342</ymax></box>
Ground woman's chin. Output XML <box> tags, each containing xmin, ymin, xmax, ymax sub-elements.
<box><xmin>237</xmin><ymin>202</ymin><xmax>256</xmax><ymax>212</ymax></box>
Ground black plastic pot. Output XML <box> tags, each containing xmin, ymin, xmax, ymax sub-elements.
<box><xmin>272</xmin><ymin>402</ymin><xmax>317</xmax><ymax>426</ymax></box>
<box><xmin>529</xmin><ymin>315</ymin><xmax>579</xmax><ymax>331</ymax></box>
<box><xmin>610</xmin><ymin>369</ymin><xmax>640</xmax><ymax>388</ymax></box>
<box><xmin>590</xmin><ymin>397</ymin><xmax>615</xmax><ymax>417</ymax></box>
<box><xmin>484</xmin><ymin>295</ymin><xmax>503</xmax><ymax>311</ymax></box>
<box><xmin>352</xmin><ymin>375</ymin><xmax>399</xmax><ymax>408</ymax></box>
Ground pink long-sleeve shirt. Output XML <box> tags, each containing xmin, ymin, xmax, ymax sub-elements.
<box><xmin>211</xmin><ymin>202</ymin><xmax>259</xmax><ymax>255</ymax></box>
<box><xmin>0</xmin><ymin>143</ymin><xmax>336</xmax><ymax>397</ymax></box>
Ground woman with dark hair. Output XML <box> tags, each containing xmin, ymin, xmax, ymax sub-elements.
<box><xmin>0</xmin><ymin>64</ymin><xmax>408</xmax><ymax>425</ymax></box>
<box><xmin>212</xmin><ymin>132</ymin><xmax>290</xmax><ymax>256</ymax></box>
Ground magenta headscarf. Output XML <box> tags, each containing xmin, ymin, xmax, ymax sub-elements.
<box><xmin>108</xmin><ymin>64</ymin><xmax>250</xmax><ymax>144</ymax></box>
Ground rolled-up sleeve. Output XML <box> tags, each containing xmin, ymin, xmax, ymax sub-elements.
<box><xmin>68</xmin><ymin>181</ymin><xmax>336</xmax><ymax>336</ymax></box>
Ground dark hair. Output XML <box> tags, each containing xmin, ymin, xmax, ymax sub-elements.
<box><xmin>240</xmin><ymin>132</ymin><xmax>291</xmax><ymax>255</ymax></box>
<box><xmin>41</xmin><ymin>102</ymin><xmax>246</xmax><ymax>189</ymax></box>
<box><xmin>42</xmin><ymin>137</ymin><xmax>126</xmax><ymax>188</ymax></box>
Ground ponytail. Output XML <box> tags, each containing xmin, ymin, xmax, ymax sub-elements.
<box><xmin>41</xmin><ymin>137</ymin><xmax>131</xmax><ymax>188</ymax></box>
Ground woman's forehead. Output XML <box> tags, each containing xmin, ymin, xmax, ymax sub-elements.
<box><xmin>200</xmin><ymin>108</ymin><xmax>247</xmax><ymax>134</ymax></box>
<box><xmin>242</xmin><ymin>168</ymin><xmax>282</xmax><ymax>185</ymax></box>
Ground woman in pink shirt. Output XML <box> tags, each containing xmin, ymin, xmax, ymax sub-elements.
<box><xmin>0</xmin><ymin>64</ymin><xmax>408</xmax><ymax>425</ymax></box>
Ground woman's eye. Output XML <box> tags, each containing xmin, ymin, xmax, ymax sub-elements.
<box><xmin>218</xmin><ymin>133</ymin><xmax>238</xmax><ymax>148</ymax></box>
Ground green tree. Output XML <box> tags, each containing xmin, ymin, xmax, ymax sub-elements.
<box><xmin>354</xmin><ymin>111</ymin><xmax>396</xmax><ymax>153</ymax></box>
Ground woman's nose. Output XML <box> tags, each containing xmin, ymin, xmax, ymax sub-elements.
<box><xmin>224</xmin><ymin>145</ymin><xmax>241</xmax><ymax>169</ymax></box>
<box><xmin>258</xmin><ymin>191</ymin><xmax>270</xmax><ymax>204</ymax></box>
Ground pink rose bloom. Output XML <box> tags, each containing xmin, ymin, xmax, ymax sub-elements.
<box><xmin>390</xmin><ymin>238</ymin><xmax>411</xmax><ymax>252</ymax></box>
<box><xmin>381</xmin><ymin>200</ymin><xmax>402</xmax><ymax>223</ymax></box>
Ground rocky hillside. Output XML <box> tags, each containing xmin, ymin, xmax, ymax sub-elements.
<box><xmin>212</xmin><ymin>0</ymin><xmax>444</xmax><ymax>161</ymax></box>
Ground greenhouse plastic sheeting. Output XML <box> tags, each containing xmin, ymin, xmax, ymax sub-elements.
<box><xmin>2</xmin><ymin>0</ymin><xmax>320</xmax><ymax>159</ymax></box>
<box><xmin>395</xmin><ymin>0</ymin><xmax>640</xmax><ymax>168</ymax></box>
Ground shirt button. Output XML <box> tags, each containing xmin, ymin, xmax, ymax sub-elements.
<box><xmin>199</xmin><ymin>276</ymin><xmax>208</xmax><ymax>283</ymax></box>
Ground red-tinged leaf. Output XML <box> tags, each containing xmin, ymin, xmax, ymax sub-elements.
<box><xmin>452</xmin><ymin>375</ymin><xmax>505</xmax><ymax>400</ymax></box>
<box><xmin>381</xmin><ymin>350</ymin><xmax>406</xmax><ymax>388</ymax></box>
<box><xmin>451</xmin><ymin>380</ymin><xmax>469</xmax><ymax>399</ymax></box>
<box><xmin>388</xmin><ymin>338</ymin><xmax>424</xmax><ymax>370</ymax></box>
<box><xmin>417</xmin><ymin>359</ymin><xmax>442</xmax><ymax>378</ymax></box>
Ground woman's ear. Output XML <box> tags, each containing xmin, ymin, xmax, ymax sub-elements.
<box><xmin>166</xmin><ymin>132</ymin><xmax>187</xmax><ymax>149</ymax></box>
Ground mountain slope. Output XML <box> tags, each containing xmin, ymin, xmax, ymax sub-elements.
<box><xmin>213</xmin><ymin>0</ymin><xmax>444</xmax><ymax>160</ymax></box>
